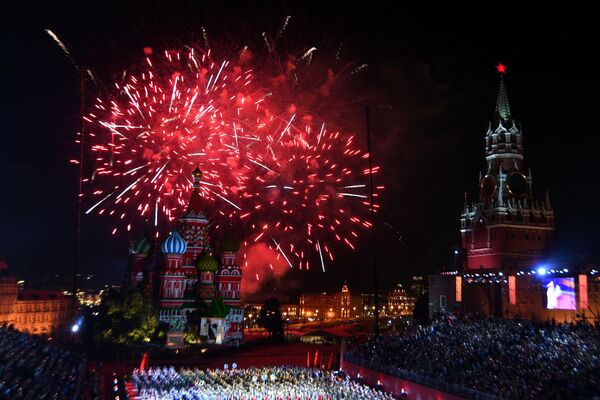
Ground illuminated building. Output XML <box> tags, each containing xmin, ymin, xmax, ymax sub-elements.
<box><xmin>300</xmin><ymin>283</ymin><xmax>362</xmax><ymax>321</ymax></box>
<box><xmin>409</xmin><ymin>276</ymin><xmax>425</xmax><ymax>297</ymax></box>
<box><xmin>243</xmin><ymin>295</ymin><xmax>299</xmax><ymax>328</ymax></box>
<box><xmin>281</xmin><ymin>303</ymin><xmax>300</xmax><ymax>320</ymax></box>
<box><xmin>300</xmin><ymin>292</ymin><xmax>337</xmax><ymax>320</ymax></box>
<box><xmin>361</xmin><ymin>293</ymin><xmax>385</xmax><ymax>318</ymax></box>
<box><xmin>75</xmin><ymin>289</ymin><xmax>104</xmax><ymax>307</ymax></box>
<box><xmin>386</xmin><ymin>284</ymin><xmax>415</xmax><ymax>317</ymax></box>
<box><xmin>429</xmin><ymin>68</ymin><xmax>600</xmax><ymax>322</ymax></box>
<box><xmin>0</xmin><ymin>259</ymin><xmax>71</xmax><ymax>335</ymax></box>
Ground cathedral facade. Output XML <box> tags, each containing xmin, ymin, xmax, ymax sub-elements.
<box><xmin>129</xmin><ymin>166</ymin><xmax>244</xmax><ymax>345</ymax></box>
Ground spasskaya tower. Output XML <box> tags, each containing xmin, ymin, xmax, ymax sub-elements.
<box><xmin>460</xmin><ymin>65</ymin><xmax>554</xmax><ymax>270</ymax></box>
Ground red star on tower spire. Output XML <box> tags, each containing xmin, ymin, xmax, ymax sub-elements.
<box><xmin>496</xmin><ymin>63</ymin><xmax>507</xmax><ymax>75</ymax></box>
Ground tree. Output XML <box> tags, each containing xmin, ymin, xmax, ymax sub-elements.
<box><xmin>93</xmin><ymin>289</ymin><xmax>159</xmax><ymax>345</ymax></box>
<box><xmin>257</xmin><ymin>297</ymin><xmax>284</xmax><ymax>340</ymax></box>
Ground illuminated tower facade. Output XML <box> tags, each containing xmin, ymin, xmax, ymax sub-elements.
<box><xmin>215</xmin><ymin>233</ymin><xmax>242</xmax><ymax>307</ymax></box>
<box><xmin>179</xmin><ymin>165</ymin><xmax>211</xmax><ymax>309</ymax></box>
<box><xmin>159</xmin><ymin>230</ymin><xmax>187</xmax><ymax>322</ymax></box>
<box><xmin>130</xmin><ymin>234</ymin><xmax>150</xmax><ymax>285</ymax></box>
<box><xmin>215</xmin><ymin>232</ymin><xmax>244</xmax><ymax>341</ymax></box>
<box><xmin>197</xmin><ymin>253</ymin><xmax>218</xmax><ymax>303</ymax></box>
<box><xmin>460</xmin><ymin>69</ymin><xmax>555</xmax><ymax>270</ymax></box>
<box><xmin>341</xmin><ymin>283</ymin><xmax>350</xmax><ymax>319</ymax></box>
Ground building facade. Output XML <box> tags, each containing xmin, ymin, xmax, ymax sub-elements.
<box><xmin>409</xmin><ymin>276</ymin><xmax>426</xmax><ymax>298</ymax></box>
<box><xmin>300</xmin><ymin>283</ymin><xmax>362</xmax><ymax>321</ymax></box>
<box><xmin>0</xmin><ymin>260</ymin><xmax>71</xmax><ymax>335</ymax></box>
<box><xmin>387</xmin><ymin>284</ymin><xmax>416</xmax><ymax>317</ymax></box>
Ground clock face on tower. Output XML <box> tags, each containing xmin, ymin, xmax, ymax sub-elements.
<box><xmin>480</xmin><ymin>174</ymin><xmax>497</xmax><ymax>200</ymax></box>
<box><xmin>506</xmin><ymin>171</ymin><xmax>528</xmax><ymax>198</ymax></box>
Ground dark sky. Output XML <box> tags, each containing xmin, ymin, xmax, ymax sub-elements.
<box><xmin>1</xmin><ymin>3</ymin><xmax>599</xmax><ymax>294</ymax></box>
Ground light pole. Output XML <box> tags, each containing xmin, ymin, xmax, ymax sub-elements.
<box><xmin>45</xmin><ymin>29</ymin><xmax>101</xmax><ymax>312</ymax></box>
<box><xmin>365</xmin><ymin>106</ymin><xmax>380</xmax><ymax>336</ymax></box>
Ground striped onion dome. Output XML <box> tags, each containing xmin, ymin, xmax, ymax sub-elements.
<box><xmin>161</xmin><ymin>230</ymin><xmax>187</xmax><ymax>255</ymax></box>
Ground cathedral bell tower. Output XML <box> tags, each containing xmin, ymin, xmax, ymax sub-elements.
<box><xmin>461</xmin><ymin>65</ymin><xmax>554</xmax><ymax>271</ymax></box>
<box><xmin>179</xmin><ymin>165</ymin><xmax>211</xmax><ymax>308</ymax></box>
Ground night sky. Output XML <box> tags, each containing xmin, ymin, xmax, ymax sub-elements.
<box><xmin>1</xmin><ymin>3</ymin><xmax>599</xmax><ymax>294</ymax></box>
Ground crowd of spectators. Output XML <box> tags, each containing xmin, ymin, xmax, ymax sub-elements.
<box><xmin>349</xmin><ymin>315</ymin><xmax>600</xmax><ymax>399</ymax></box>
<box><xmin>0</xmin><ymin>324</ymin><xmax>99</xmax><ymax>400</ymax></box>
<box><xmin>131</xmin><ymin>366</ymin><xmax>394</xmax><ymax>399</ymax></box>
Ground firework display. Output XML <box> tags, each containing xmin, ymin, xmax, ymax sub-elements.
<box><xmin>84</xmin><ymin>44</ymin><xmax>381</xmax><ymax>272</ymax></box>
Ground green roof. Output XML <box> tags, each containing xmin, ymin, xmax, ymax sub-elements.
<box><xmin>197</xmin><ymin>253</ymin><xmax>219</xmax><ymax>272</ymax></box>
<box><xmin>131</xmin><ymin>234</ymin><xmax>151</xmax><ymax>254</ymax></box>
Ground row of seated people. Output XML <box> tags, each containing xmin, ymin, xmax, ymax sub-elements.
<box><xmin>348</xmin><ymin>315</ymin><xmax>600</xmax><ymax>399</ymax></box>
<box><xmin>0</xmin><ymin>324</ymin><xmax>100</xmax><ymax>400</ymax></box>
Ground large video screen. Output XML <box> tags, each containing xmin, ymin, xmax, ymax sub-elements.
<box><xmin>543</xmin><ymin>277</ymin><xmax>576</xmax><ymax>310</ymax></box>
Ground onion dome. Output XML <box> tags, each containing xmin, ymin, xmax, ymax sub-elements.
<box><xmin>221</xmin><ymin>230</ymin><xmax>240</xmax><ymax>252</ymax></box>
<box><xmin>192</xmin><ymin>164</ymin><xmax>203</xmax><ymax>179</ymax></box>
<box><xmin>131</xmin><ymin>234</ymin><xmax>151</xmax><ymax>254</ymax></box>
<box><xmin>161</xmin><ymin>230</ymin><xmax>187</xmax><ymax>255</ymax></box>
<box><xmin>197</xmin><ymin>253</ymin><xmax>219</xmax><ymax>272</ymax></box>
<box><xmin>184</xmin><ymin>164</ymin><xmax>207</xmax><ymax>220</ymax></box>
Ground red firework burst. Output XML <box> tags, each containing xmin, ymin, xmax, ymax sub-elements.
<box><xmin>84</xmin><ymin>45</ymin><xmax>382</xmax><ymax>272</ymax></box>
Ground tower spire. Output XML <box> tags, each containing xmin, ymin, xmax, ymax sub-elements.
<box><xmin>192</xmin><ymin>163</ymin><xmax>202</xmax><ymax>188</ymax></box>
<box><xmin>486</xmin><ymin>64</ymin><xmax>522</xmax><ymax>161</ymax></box>
<box><xmin>545</xmin><ymin>190</ymin><xmax>552</xmax><ymax>209</ymax></box>
<box><xmin>185</xmin><ymin>164</ymin><xmax>206</xmax><ymax>217</ymax></box>
<box><xmin>495</xmin><ymin>77</ymin><xmax>511</xmax><ymax>121</ymax></box>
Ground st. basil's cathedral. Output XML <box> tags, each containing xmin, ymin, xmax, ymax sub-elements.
<box><xmin>128</xmin><ymin>165</ymin><xmax>243</xmax><ymax>345</ymax></box>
